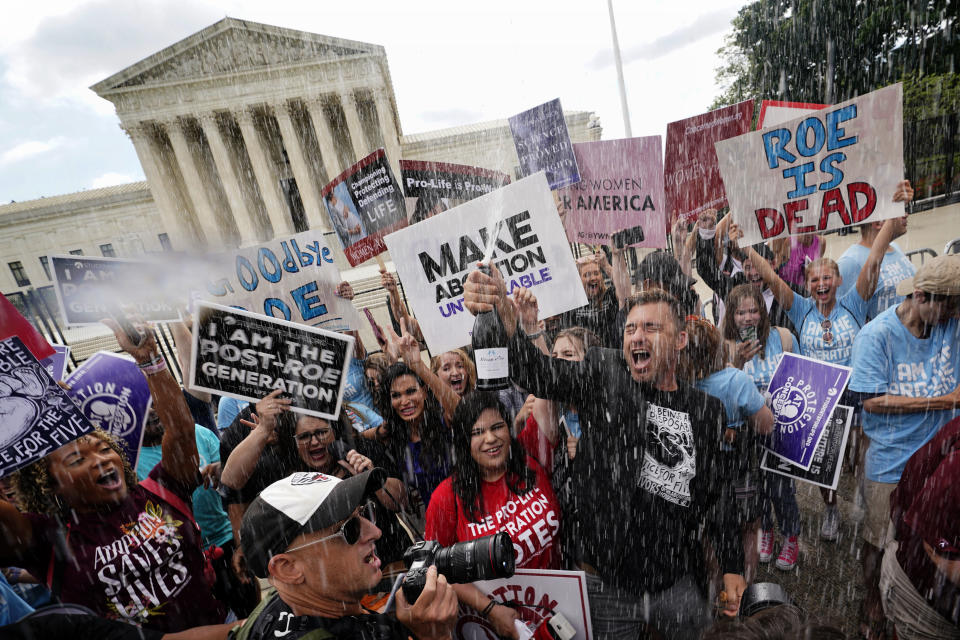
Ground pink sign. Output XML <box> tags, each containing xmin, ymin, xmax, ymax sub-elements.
<box><xmin>556</xmin><ymin>137</ymin><xmax>666</xmax><ymax>248</ymax></box>
<box><xmin>664</xmin><ymin>99</ymin><xmax>755</xmax><ymax>224</ymax></box>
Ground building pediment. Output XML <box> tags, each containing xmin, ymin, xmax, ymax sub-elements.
<box><xmin>92</xmin><ymin>17</ymin><xmax>382</xmax><ymax>95</ymax></box>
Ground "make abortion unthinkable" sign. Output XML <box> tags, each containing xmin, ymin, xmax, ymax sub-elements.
<box><xmin>190</xmin><ymin>302</ymin><xmax>353</xmax><ymax>420</ymax></box>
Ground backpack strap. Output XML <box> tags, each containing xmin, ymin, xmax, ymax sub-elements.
<box><xmin>45</xmin><ymin>521</ymin><xmax>70</xmax><ymax>598</ymax></box>
<box><xmin>140</xmin><ymin>476</ymin><xmax>199</xmax><ymax>533</ymax></box>
<box><xmin>776</xmin><ymin>327</ymin><xmax>794</xmax><ymax>354</ymax></box>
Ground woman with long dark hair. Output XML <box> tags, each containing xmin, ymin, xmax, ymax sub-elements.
<box><xmin>426</xmin><ymin>391</ymin><xmax>561</xmax><ymax>638</ymax></box>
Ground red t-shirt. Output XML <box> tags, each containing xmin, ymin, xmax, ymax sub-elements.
<box><xmin>518</xmin><ymin>415</ymin><xmax>556</xmax><ymax>473</ymax></box>
<box><xmin>22</xmin><ymin>463</ymin><xmax>226</xmax><ymax>632</ymax></box>
<box><xmin>425</xmin><ymin>457</ymin><xmax>561</xmax><ymax>569</ymax></box>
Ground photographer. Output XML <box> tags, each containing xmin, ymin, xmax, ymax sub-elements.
<box><xmin>231</xmin><ymin>470</ymin><xmax>457</xmax><ymax>640</ymax></box>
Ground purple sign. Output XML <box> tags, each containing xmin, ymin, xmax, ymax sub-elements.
<box><xmin>39</xmin><ymin>345</ymin><xmax>70</xmax><ymax>381</ymax></box>
<box><xmin>509</xmin><ymin>98</ymin><xmax>581</xmax><ymax>190</ymax></box>
<box><xmin>0</xmin><ymin>337</ymin><xmax>95</xmax><ymax>477</ymax></box>
<box><xmin>765</xmin><ymin>353</ymin><xmax>851</xmax><ymax>470</ymax></box>
<box><xmin>66</xmin><ymin>352</ymin><xmax>151</xmax><ymax>467</ymax></box>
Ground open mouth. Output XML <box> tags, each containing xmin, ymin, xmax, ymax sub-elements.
<box><xmin>96</xmin><ymin>468</ymin><xmax>123</xmax><ymax>491</ymax></box>
<box><xmin>815</xmin><ymin>285</ymin><xmax>831</xmax><ymax>300</ymax></box>
<box><xmin>363</xmin><ymin>548</ymin><xmax>381</xmax><ymax>570</ymax></box>
<box><xmin>631</xmin><ymin>348</ymin><xmax>651</xmax><ymax>371</ymax></box>
<box><xmin>399</xmin><ymin>405</ymin><xmax>418</xmax><ymax>419</ymax></box>
<box><xmin>481</xmin><ymin>444</ymin><xmax>503</xmax><ymax>458</ymax></box>
<box><xmin>307</xmin><ymin>446</ymin><xmax>328</xmax><ymax>464</ymax></box>
<box><xmin>449</xmin><ymin>376</ymin><xmax>464</xmax><ymax>393</ymax></box>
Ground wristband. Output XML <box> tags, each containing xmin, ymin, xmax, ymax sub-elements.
<box><xmin>480</xmin><ymin>600</ymin><xmax>497</xmax><ymax>619</ymax></box>
<box><xmin>138</xmin><ymin>355</ymin><xmax>168</xmax><ymax>376</ymax></box>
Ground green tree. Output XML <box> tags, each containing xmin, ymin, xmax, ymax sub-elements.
<box><xmin>711</xmin><ymin>0</ymin><xmax>958</xmax><ymax>114</ymax></box>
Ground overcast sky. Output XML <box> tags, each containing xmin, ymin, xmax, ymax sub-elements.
<box><xmin>0</xmin><ymin>0</ymin><xmax>746</xmax><ymax>204</ymax></box>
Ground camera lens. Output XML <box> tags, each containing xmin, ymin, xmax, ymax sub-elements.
<box><xmin>434</xmin><ymin>532</ymin><xmax>515</xmax><ymax>583</ymax></box>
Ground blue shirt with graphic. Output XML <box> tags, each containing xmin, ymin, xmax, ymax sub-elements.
<box><xmin>696</xmin><ymin>367</ymin><xmax>767</xmax><ymax>429</ymax></box>
<box><xmin>742</xmin><ymin>327</ymin><xmax>795</xmax><ymax>393</ymax></box>
<box><xmin>837</xmin><ymin>242</ymin><xmax>915</xmax><ymax>319</ymax></box>
<box><xmin>136</xmin><ymin>425</ymin><xmax>234</xmax><ymax>548</ymax></box>
<box><xmin>850</xmin><ymin>306</ymin><xmax>960</xmax><ymax>483</ymax></box>
<box><xmin>786</xmin><ymin>289</ymin><xmax>868</xmax><ymax>366</ymax></box>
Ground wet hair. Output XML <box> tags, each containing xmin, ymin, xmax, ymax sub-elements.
<box><xmin>553</xmin><ymin>327</ymin><xmax>602</xmax><ymax>354</ymax></box>
<box><xmin>12</xmin><ymin>428</ymin><xmax>139</xmax><ymax>516</ymax></box>
<box><xmin>274</xmin><ymin>411</ymin><xmax>351</xmax><ymax>473</ymax></box>
<box><xmin>722</xmin><ymin>284</ymin><xmax>772</xmax><ymax>355</ymax></box>
<box><xmin>622</xmin><ymin>288</ymin><xmax>684</xmax><ymax>332</ymax></box>
<box><xmin>576</xmin><ymin>257</ymin><xmax>608</xmax><ymax>300</ymax></box>
<box><xmin>450</xmin><ymin>392</ymin><xmax>535</xmax><ymax>523</ymax></box>
<box><xmin>381</xmin><ymin>363</ymin><xmax>449</xmax><ymax>472</ymax></box>
<box><xmin>364</xmin><ymin>353</ymin><xmax>392</xmax><ymax>414</ymax></box>
<box><xmin>430</xmin><ymin>349</ymin><xmax>477</xmax><ymax>394</ymax></box>
<box><xmin>803</xmin><ymin>257</ymin><xmax>840</xmax><ymax>284</ymax></box>
<box><xmin>677</xmin><ymin>317</ymin><xmax>725</xmax><ymax>382</ymax></box>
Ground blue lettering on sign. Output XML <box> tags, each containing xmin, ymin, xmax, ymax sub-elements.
<box><xmin>826</xmin><ymin>105</ymin><xmax>858</xmax><ymax>149</ymax></box>
<box><xmin>762</xmin><ymin>129</ymin><xmax>797</xmax><ymax>169</ymax></box>
<box><xmin>279</xmin><ymin>242</ymin><xmax>300</xmax><ymax>273</ymax></box>
<box><xmin>237</xmin><ymin>257</ymin><xmax>258</xmax><ymax>291</ymax></box>
<box><xmin>291</xmin><ymin>282</ymin><xmax>329</xmax><ymax>321</ymax></box>
<box><xmin>818</xmin><ymin>152</ymin><xmax>846</xmax><ymax>190</ymax></box>
<box><xmin>264</xmin><ymin>298</ymin><xmax>292</xmax><ymax>320</ymax></box>
<box><xmin>796</xmin><ymin>117</ymin><xmax>826</xmax><ymax>157</ymax></box>
<box><xmin>258</xmin><ymin>248</ymin><xmax>283</xmax><ymax>283</ymax></box>
<box><xmin>783</xmin><ymin>162</ymin><xmax>817</xmax><ymax>198</ymax></box>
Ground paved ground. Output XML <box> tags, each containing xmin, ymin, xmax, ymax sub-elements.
<box><xmin>722</xmin><ymin>204</ymin><xmax>959</xmax><ymax>636</ymax></box>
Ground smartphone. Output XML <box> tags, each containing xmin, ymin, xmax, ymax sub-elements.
<box><xmin>739</xmin><ymin>325</ymin><xmax>757</xmax><ymax>342</ymax></box>
<box><xmin>364</xmin><ymin>308</ymin><xmax>387</xmax><ymax>347</ymax></box>
<box><xmin>612</xmin><ymin>225</ymin><xmax>645</xmax><ymax>249</ymax></box>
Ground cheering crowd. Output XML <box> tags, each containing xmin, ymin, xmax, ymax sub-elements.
<box><xmin>1</xmin><ymin>177</ymin><xmax>959</xmax><ymax>640</ymax></box>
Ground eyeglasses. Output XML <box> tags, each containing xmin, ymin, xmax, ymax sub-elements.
<box><xmin>821</xmin><ymin>319</ymin><xmax>833</xmax><ymax>343</ymax></box>
<box><xmin>293</xmin><ymin>428</ymin><xmax>334</xmax><ymax>444</ymax></box>
<box><xmin>470</xmin><ymin>421</ymin><xmax>509</xmax><ymax>439</ymax></box>
<box><xmin>285</xmin><ymin>501</ymin><xmax>377</xmax><ymax>552</ymax></box>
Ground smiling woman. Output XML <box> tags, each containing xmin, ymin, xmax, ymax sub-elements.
<box><xmin>0</xmin><ymin>319</ymin><xmax>228</xmax><ymax>633</ymax></box>
<box><xmin>430</xmin><ymin>349</ymin><xmax>476</xmax><ymax>397</ymax></box>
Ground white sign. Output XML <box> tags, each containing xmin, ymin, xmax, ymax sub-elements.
<box><xmin>384</xmin><ymin>172</ymin><xmax>587</xmax><ymax>353</ymax></box>
<box><xmin>455</xmin><ymin>569</ymin><xmax>593</xmax><ymax>640</ymax></box>
<box><xmin>716</xmin><ymin>83</ymin><xmax>904</xmax><ymax>246</ymax></box>
<box><xmin>196</xmin><ymin>231</ymin><xmax>361</xmax><ymax>332</ymax></box>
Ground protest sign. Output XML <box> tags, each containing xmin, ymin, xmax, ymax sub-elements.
<box><xmin>717</xmin><ymin>84</ymin><xmax>904</xmax><ymax>245</ymax></box>
<box><xmin>197</xmin><ymin>231</ymin><xmax>360</xmax><ymax>332</ymax></box>
<box><xmin>664</xmin><ymin>100</ymin><xmax>754</xmax><ymax>224</ymax></box>
<box><xmin>384</xmin><ymin>172</ymin><xmax>587</xmax><ymax>354</ymax></box>
<box><xmin>454</xmin><ymin>569</ymin><xmax>592</xmax><ymax>640</ymax></box>
<box><xmin>0</xmin><ymin>293</ymin><xmax>55</xmax><ymax>360</ymax></box>
<box><xmin>50</xmin><ymin>255</ymin><xmax>180</xmax><ymax>326</ymax></box>
<box><xmin>762</xmin><ymin>404</ymin><xmax>853</xmax><ymax>490</ymax></box>
<box><xmin>757</xmin><ymin>100</ymin><xmax>828</xmax><ymax>129</ymax></box>
<box><xmin>322</xmin><ymin>148</ymin><xmax>407</xmax><ymax>267</ymax></box>
<box><xmin>190</xmin><ymin>301</ymin><xmax>353</xmax><ymax>420</ymax></box>
<box><xmin>39</xmin><ymin>345</ymin><xmax>70</xmax><ymax>381</ymax></box>
<box><xmin>400</xmin><ymin>159</ymin><xmax>511</xmax><ymax>224</ymax></box>
<box><xmin>765</xmin><ymin>353</ymin><xmax>851</xmax><ymax>470</ymax></box>
<box><xmin>66</xmin><ymin>352</ymin><xmax>152</xmax><ymax>467</ymax></box>
<box><xmin>556</xmin><ymin>137</ymin><xmax>667</xmax><ymax>247</ymax></box>
<box><xmin>0</xmin><ymin>336</ymin><xmax>95</xmax><ymax>477</ymax></box>
<box><xmin>509</xmin><ymin>98</ymin><xmax>581</xmax><ymax>190</ymax></box>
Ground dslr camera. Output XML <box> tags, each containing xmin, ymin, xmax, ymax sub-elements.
<box><xmin>402</xmin><ymin>532</ymin><xmax>515</xmax><ymax>602</ymax></box>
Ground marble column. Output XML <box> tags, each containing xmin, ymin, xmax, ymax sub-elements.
<box><xmin>305</xmin><ymin>97</ymin><xmax>342</xmax><ymax>189</ymax></box>
<box><xmin>372</xmin><ymin>87</ymin><xmax>403</xmax><ymax>175</ymax></box>
<box><xmin>163</xmin><ymin>117</ymin><xmax>226</xmax><ymax>246</ymax></box>
<box><xmin>273</xmin><ymin>101</ymin><xmax>327</xmax><ymax>230</ymax></box>
<box><xmin>198</xmin><ymin>113</ymin><xmax>259</xmax><ymax>245</ymax></box>
<box><xmin>124</xmin><ymin>123</ymin><xmax>194</xmax><ymax>249</ymax></box>
<box><xmin>233</xmin><ymin>108</ymin><xmax>294</xmax><ymax>238</ymax></box>
<box><xmin>340</xmin><ymin>91</ymin><xmax>369</xmax><ymax>161</ymax></box>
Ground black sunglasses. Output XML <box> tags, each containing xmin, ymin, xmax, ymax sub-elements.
<box><xmin>286</xmin><ymin>501</ymin><xmax>377</xmax><ymax>551</ymax></box>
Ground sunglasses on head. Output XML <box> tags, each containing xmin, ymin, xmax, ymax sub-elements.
<box><xmin>285</xmin><ymin>500</ymin><xmax>377</xmax><ymax>552</ymax></box>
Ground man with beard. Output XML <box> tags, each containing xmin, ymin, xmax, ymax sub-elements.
<box><xmin>464</xmin><ymin>267</ymin><xmax>745</xmax><ymax>640</ymax></box>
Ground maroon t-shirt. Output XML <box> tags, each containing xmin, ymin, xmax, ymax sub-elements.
<box><xmin>890</xmin><ymin>416</ymin><xmax>960</xmax><ymax>625</ymax></box>
<box><xmin>22</xmin><ymin>463</ymin><xmax>226</xmax><ymax>632</ymax></box>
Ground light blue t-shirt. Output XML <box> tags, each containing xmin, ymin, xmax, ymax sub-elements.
<box><xmin>850</xmin><ymin>306</ymin><xmax>960</xmax><ymax>483</ymax></box>
<box><xmin>837</xmin><ymin>242</ymin><xmax>915</xmax><ymax>320</ymax></box>
<box><xmin>343</xmin><ymin>358</ymin><xmax>384</xmax><ymax>432</ymax></box>
<box><xmin>786</xmin><ymin>289</ymin><xmax>868</xmax><ymax>366</ymax></box>
<box><xmin>742</xmin><ymin>327</ymin><xmax>795</xmax><ymax>393</ymax></box>
<box><xmin>0</xmin><ymin>573</ymin><xmax>33</xmax><ymax>626</ymax></box>
<box><xmin>696</xmin><ymin>367</ymin><xmax>767</xmax><ymax>429</ymax></box>
<box><xmin>217</xmin><ymin>396</ymin><xmax>249</xmax><ymax>432</ymax></box>
<box><xmin>136</xmin><ymin>425</ymin><xmax>234</xmax><ymax>548</ymax></box>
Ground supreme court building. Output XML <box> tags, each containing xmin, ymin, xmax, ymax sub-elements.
<box><xmin>0</xmin><ymin>17</ymin><xmax>601</xmax><ymax>306</ymax></box>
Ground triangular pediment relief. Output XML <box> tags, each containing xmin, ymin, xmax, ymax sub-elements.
<box><xmin>93</xmin><ymin>18</ymin><xmax>379</xmax><ymax>93</ymax></box>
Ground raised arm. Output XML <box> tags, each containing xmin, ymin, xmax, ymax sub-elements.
<box><xmin>220</xmin><ymin>391</ymin><xmax>290</xmax><ymax>490</ymax></box>
<box><xmin>742</xmin><ymin>234</ymin><xmax>795</xmax><ymax>311</ymax></box>
<box><xmin>855</xmin><ymin>217</ymin><xmax>898</xmax><ymax>301</ymax></box>
<box><xmin>513</xmin><ymin>287</ymin><xmax>550</xmax><ymax>356</ymax></box>
<box><xmin>170</xmin><ymin>319</ymin><xmax>211</xmax><ymax>403</ymax></box>
<box><xmin>104</xmin><ymin>317</ymin><xmax>199</xmax><ymax>487</ymax></box>
<box><xmin>609</xmin><ymin>245</ymin><xmax>632</xmax><ymax>309</ymax></box>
